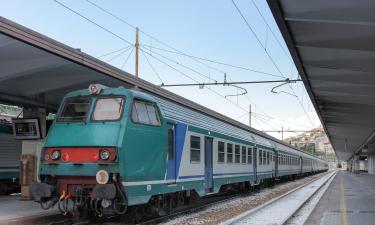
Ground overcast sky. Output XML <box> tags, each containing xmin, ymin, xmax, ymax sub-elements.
<box><xmin>0</xmin><ymin>0</ymin><xmax>322</xmax><ymax>139</ymax></box>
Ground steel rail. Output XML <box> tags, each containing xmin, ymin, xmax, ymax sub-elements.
<box><xmin>222</xmin><ymin>171</ymin><xmax>337</xmax><ymax>225</ymax></box>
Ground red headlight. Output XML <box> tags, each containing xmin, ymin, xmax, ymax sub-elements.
<box><xmin>92</xmin><ymin>154</ymin><xmax>99</xmax><ymax>162</ymax></box>
<box><xmin>62</xmin><ymin>153</ymin><xmax>70</xmax><ymax>162</ymax></box>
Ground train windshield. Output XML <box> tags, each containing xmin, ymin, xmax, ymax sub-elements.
<box><xmin>92</xmin><ymin>97</ymin><xmax>124</xmax><ymax>121</ymax></box>
<box><xmin>57</xmin><ymin>97</ymin><xmax>91</xmax><ymax>122</ymax></box>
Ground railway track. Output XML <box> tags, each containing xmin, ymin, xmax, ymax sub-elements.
<box><xmin>221</xmin><ymin>171</ymin><xmax>337</xmax><ymax>225</ymax></box>
<box><xmin>42</xmin><ymin>172</ymin><xmax>329</xmax><ymax>225</ymax></box>
<box><xmin>138</xmin><ymin>172</ymin><xmax>330</xmax><ymax>225</ymax></box>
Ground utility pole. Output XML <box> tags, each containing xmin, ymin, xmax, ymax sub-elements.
<box><xmin>249</xmin><ymin>104</ymin><xmax>252</xmax><ymax>127</ymax></box>
<box><xmin>281</xmin><ymin>126</ymin><xmax>284</xmax><ymax>141</ymax></box>
<box><xmin>135</xmin><ymin>27</ymin><xmax>139</xmax><ymax>78</ymax></box>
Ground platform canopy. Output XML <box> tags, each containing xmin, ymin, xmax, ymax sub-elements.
<box><xmin>268</xmin><ymin>0</ymin><xmax>375</xmax><ymax>160</ymax></box>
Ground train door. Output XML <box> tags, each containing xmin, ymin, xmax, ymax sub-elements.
<box><xmin>204</xmin><ymin>137</ymin><xmax>213</xmax><ymax>191</ymax></box>
<box><xmin>253</xmin><ymin>147</ymin><xmax>258</xmax><ymax>183</ymax></box>
<box><xmin>299</xmin><ymin>156</ymin><xmax>303</xmax><ymax>175</ymax></box>
<box><xmin>167</xmin><ymin>123</ymin><xmax>176</xmax><ymax>184</ymax></box>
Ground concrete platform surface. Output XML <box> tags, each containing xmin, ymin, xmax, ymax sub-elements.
<box><xmin>0</xmin><ymin>194</ymin><xmax>59</xmax><ymax>225</ymax></box>
<box><xmin>305</xmin><ymin>170</ymin><xmax>375</xmax><ymax>225</ymax></box>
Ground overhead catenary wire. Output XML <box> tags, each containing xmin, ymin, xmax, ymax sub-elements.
<box><xmin>231</xmin><ymin>0</ymin><xmax>316</xmax><ymax>128</ymax></box>
<box><xmin>82</xmin><ymin>0</ymin><xmax>302</xmax><ymax>129</ymax></box>
<box><xmin>81</xmin><ymin>0</ymin><xmax>291</xmax><ymax>80</ymax></box>
<box><xmin>140</xmin><ymin>49</ymin><xmax>164</xmax><ymax>84</ymax></box>
<box><xmin>249</xmin><ymin>0</ymin><xmax>294</xmax><ymax>63</ymax></box>
<box><xmin>121</xmin><ymin>47</ymin><xmax>134</xmax><ymax>69</ymax></box>
<box><xmin>141</xmin><ymin>47</ymin><xmax>218</xmax><ymax>82</ymax></box>
<box><xmin>54</xmin><ymin>0</ymin><xmax>134</xmax><ymax>46</ymax></box>
<box><xmin>160</xmin><ymin>79</ymin><xmax>301</xmax><ymax>87</ymax></box>
<box><xmin>56</xmin><ymin>0</ymin><xmax>313</xmax><ymax>132</ymax></box>
<box><xmin>106</xmin><ymin>46</ymin><xmax>133</xmax><ymax>63</ymax></box>
<box><xmin>143</xmin><ymin>46</ymin><xmax>310</xmax><ymax>130</ymax></box>
<box><xmin>140</xmin><ymin>44</ymin><xmax>285</xmax><ymax>79</ymax></box>
<box><xmin>85</xmin><ymin>0</ymin><xmax>229</xmax><ymax>78</ymax></box>
<box><xmin>141</xmin><ymin>48</ymin><xmax>252</xmax><ymax>114</ymax></box>
<box><xmin>97</xmin><ymin>45</ymin><xmax>132</xmax><ymax>58</ymax></box>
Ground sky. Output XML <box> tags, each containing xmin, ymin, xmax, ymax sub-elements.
<box><xmin>0</xmin><ymin>0</ymin><xmax>321</xmax><ymax>140</ymax></box>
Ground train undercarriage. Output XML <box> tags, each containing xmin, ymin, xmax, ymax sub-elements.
<box><xmin>30</xmin><ymin>171</ymin><xmax>324</xmax><ymax>223</ymax></box>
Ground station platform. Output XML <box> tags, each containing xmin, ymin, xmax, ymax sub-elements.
<box><xmin>0</xmin><ymin>194</ymin><xmax>59</xmax><ymax>225</ymax></box>
<box><xmin>305</xmin><ymin>170</ymin><xmax>375</xmax><ymax>225</ymax></box>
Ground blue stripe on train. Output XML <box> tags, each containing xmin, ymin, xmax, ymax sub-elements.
<box><xmin>166</xmin><ymin>123</ymin><xmax>187</xmax><ymax>180</ymax></box>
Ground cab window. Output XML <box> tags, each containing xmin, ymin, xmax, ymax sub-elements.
<box><xmin>131</xmin><ymin>100</ymin><xmax>161</xmax><ymax>126</ymax></box>
<box><xmin>57</xmin><ymin>97</ymin><xmax>91</xmax><ymax>122</ymax></box>
<box><xmin>92</xmin><ymin>97</ymin><xmax>124</xmax><ymax>121</ymax></box>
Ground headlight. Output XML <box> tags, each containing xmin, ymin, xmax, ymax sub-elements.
<box><xmin>100</xmin><ymin>149</ymin><xmax>110</xmax><ymax>160</ymax></box>
<box><xmin>50</xmin><ymin>150</ymin><xmax>61</xmax><ymax>160</ymax></box>
<box><xmin>96</xmin><ymin>170</ymin><xmax>109</xmax><ymax>184</ymax></box>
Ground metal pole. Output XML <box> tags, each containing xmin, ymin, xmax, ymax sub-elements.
<box><xmin>282</xmin><ymin>126</ymin><xmax>284</xmax><ymax>141</ymax></box>
<box><xmin>135</xmin><ymin>27</ymin><xmax>139</xmax><ymax>78</ymax></box>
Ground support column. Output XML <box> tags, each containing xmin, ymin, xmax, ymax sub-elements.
<box><xmin>368</xmin><ymin>154</ymin><xmax>375</xmax><ymax>175</ymax></box>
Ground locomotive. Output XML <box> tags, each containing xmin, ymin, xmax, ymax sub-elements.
<box><xmin>30</xmin><ymin>84</ymin><xmax>328</xmax><ymax>217</ymax></box>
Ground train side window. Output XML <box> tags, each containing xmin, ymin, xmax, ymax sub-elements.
<box><xmin>131</xmin><ymin>100</ymin><xmax>161</xmax><ymax>126</ymax></box>
<box><xmin>259</xmin><ymin>150</ymin><xmax>262</xmax><ymax>165</ymax></box>
<box><xmin>168</xmin><ymin>129</ymin><xmax>174</xmax><ymax>160</ymax></box>
<box><xmin>235</xmin><ymin>145</ymin><xmax>240</xmax><ymax>163</ymax></box>
<box><xmin>227</xmin><ymin>143</ymin><xmax>233</xmax><ymax>163</ymax></box>
<box><xmin>247</xmin><ymin>147</ymin><xmax>252</xmax><ymax>164</ymax></box>
<box><xmin>218</xmin><ymin>141</ymin><xmax>225</xmax><ymax>163</ymax></box>
<box><xmin>190</xmin><ymin>136</ymin><xmax>201</xmax><ymax>162</ymax></box>
<box><xmin>264</xmin><ymin>151</ymin><xmax>267</xmax><ymax>165</ymax></box>
<box><xmin>267</xmin><ymin>152</ymin><xmax>270</xmax><ymax>165</ymax></box>
<box><xmin>241</xmin><ymin>146</ymin><xmax>246</xmax><ymax>164</ymax></box>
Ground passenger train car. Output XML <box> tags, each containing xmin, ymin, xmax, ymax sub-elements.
<box><xmin>0</xmin><ymin>121</ymin><xmax>21</xmax><ymax>195</ymax></box>
<box><xmin>30</xmin><ymin>84</ymin><xmax>328</xmax><ymax>217</ymax></box>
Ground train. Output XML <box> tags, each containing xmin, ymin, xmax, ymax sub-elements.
<box><xmin>30</xmin><ymin>84</ymin><xmax>328</xmax><ymax>218</ymax></box>
<box><xmin>0</xmin><ymin>121</ymin><xmax>21</xmax><ymax>195</ymax></box>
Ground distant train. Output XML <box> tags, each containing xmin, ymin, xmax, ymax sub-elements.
<box><xmin>0</xmin><ymin>121</ymin><xmax>21</xmax><ymax>195</ymax></box>
<box><xmin>30</xmin><ymin>84</ymin><xmax>328</xmax><ymax>217</ymax></box>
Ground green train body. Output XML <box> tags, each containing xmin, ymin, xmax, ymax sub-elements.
<box><xmin>31</xmin><ymin>84</ymin><xmax>328</xmax><ymax>216</ymax></box>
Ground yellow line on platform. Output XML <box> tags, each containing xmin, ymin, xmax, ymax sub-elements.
<box><xmin>340</xmin><ymin>174</ymin><xmax>348</xmax><ymax>225</ymax></box>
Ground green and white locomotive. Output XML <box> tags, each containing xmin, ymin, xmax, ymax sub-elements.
<box><xmin>30</xmin><ymin>84</ymin><xmax>328</xmax><ymax>217</ymax></box>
